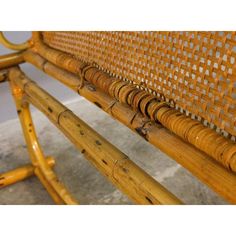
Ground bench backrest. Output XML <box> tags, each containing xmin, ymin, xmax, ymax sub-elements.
<box><xmin>42</xmin><ymin>32</ymin><xmax>236</xmax><ymax>137</ymax></box>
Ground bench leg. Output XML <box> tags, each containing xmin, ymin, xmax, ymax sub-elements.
<box><xmin>7</xmin><ymin>77</ymin><xmax>78</xmax><ymax>205</ymax></box>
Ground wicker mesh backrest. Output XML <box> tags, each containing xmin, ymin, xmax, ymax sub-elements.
<box><xmin>42</xmin><ymin>32</ymin><xmax>236</xmax><ymax>137</ymax></box>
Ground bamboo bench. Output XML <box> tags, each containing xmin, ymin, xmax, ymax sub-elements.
<box><xmin>0</xmin><ymin>31</ymin><xmax>236</xmax><ymax>204</ymax></box>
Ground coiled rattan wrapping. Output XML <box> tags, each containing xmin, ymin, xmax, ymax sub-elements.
<box><xmin>42</xmin><ymin>32</ymin><xmax>236</xmax><ymax>138</ymax></box>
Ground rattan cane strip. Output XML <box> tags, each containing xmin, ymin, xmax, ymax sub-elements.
<box><xmin>41</xmin><ymin>31</ymin><xmax>236</xmax><ymax>137</ymax></box>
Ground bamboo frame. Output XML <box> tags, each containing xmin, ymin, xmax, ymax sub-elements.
<box><xmin>0</xmin><ymin>32</ymin><xmax>235</xmax><ymax>204</ymax></box>
<box><xmin>8</xmin><ymin>66</ymin><xmax>182</xmax><ymax>205</ymax></box>
<box><xmin>23</xmin><ymin>50</ymin><xmax>236</xmax><ymax>204</ymax></box>
<box><xmin>0</xmin><ymin>32</ymin><xmax>30</xmax><ymax>51</ymax></box>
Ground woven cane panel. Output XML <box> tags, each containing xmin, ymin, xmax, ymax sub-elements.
<box><xmin>42</xmin><ymin>32</ymin><xmax>236</xmax><ymax>136</ymax></box>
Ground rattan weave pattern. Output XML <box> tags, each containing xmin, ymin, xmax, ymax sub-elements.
<box><xmin>42</xmin><ymin>32</ymin><xmax>236</xmax><ymax>137</ymax></box>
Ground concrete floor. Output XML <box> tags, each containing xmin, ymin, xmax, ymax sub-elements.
<box><xmin>0</xmin><ymin>97</ymin><xmax>227</xmax><ymax>204</ymax></box>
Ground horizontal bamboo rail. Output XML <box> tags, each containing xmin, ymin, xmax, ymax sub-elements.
<box><xmin>8</xmin><ymin>66</ymin><xmax>182</xmax><ymax>205</ymax></box>
<box><xmin>23</xmin><ymin>50</ymin><xmax>236</xmax><ymax>204</ymax></box>
<box><xmin>30</xmin><ymin>34</ymin><xmax>236</xmax><ymax>173</ymax></box>
<box><xmin>0</xmin><ymin>157</ymin><xmax>55</xmax><ymax>188</ymax></box>
<box><xmin>0</xmin><ymin>52</ymin><xmax>24</xmax><ymax>70</ymax></box>
<box><xmin>0</xmin><ymin>32</ymin><xmax>30</xmax><ymax>51</ymax></box>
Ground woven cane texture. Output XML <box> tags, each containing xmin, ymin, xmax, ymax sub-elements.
<box><xmin>42</xmin><ymin>32</ymin><xmax>236</xmax><ymax>137</ymax></box>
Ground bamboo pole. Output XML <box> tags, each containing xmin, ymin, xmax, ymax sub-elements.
<box><xmin>8</xmin><ymin>73</ymin><xmax>78</xmax><ymax>205</ymax></box>
<box><xmin>0</xmin><ymin>32</ymin><xmax>30</xmax><ymax>51</ymax></box>
<box><xmin>9</xmin><ymin>66</ymin><xmax>182</xmax><ymax>205</ymax></box>
<box><xmin>23</xmin><ymin>50</ymin><xmax>236</xmax><ymax>204</ymax></box>
<box><xmin>0</xmin><ymin>157</ymin><xmax>55</xmax><ymax>188</ymax></box>
<box><xmin>0</xmin><ymin>52</ymin><xmax>24</xmax><ymax>70</ymax></box>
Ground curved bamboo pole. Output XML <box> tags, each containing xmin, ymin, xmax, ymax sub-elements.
<box><xmin>23</xmin><ymin>50</ymin><xmax>236</xmax><ymax>204</ymax></box>
<box><xmin>8</xmin><ymin>73</ymin><xmax>78</xmax><ymax>205</ymax></box>
<box><xmin>9</xmin><ymin>66</ymin><xmax>182</xmax><ymax>205</ymax></box>
<box><xmin>0</xmin><ymin>32</ymin><xmax>30</xmax><ymax>51</ymax></box>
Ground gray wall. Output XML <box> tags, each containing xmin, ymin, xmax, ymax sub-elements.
<box><xmin>0</xmin><ymin>32</ymin><xmax>78</xmax><ymax>123</ymax></box>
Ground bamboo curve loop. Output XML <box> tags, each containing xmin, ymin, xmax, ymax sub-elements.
<box><xmin>0</xmin><ymin>32</ymin><xmax>30</xmax><ymax>51</ymax></box>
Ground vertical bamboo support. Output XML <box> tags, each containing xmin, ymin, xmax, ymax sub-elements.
<box><xmin>9</xmin><ymin>66</ymin><xmax>182</xmax><ymax>205</ymax></box>
<box><xmin>8</xmin><ymin>72</ymin><xmax>78</xmax><ymax>205</ymax></box>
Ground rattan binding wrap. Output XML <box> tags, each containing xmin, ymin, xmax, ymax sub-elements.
<box><xmin>31</xmin><ymin>32</ymin><xmax>236</xmax><ymax>172</ymax></box>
